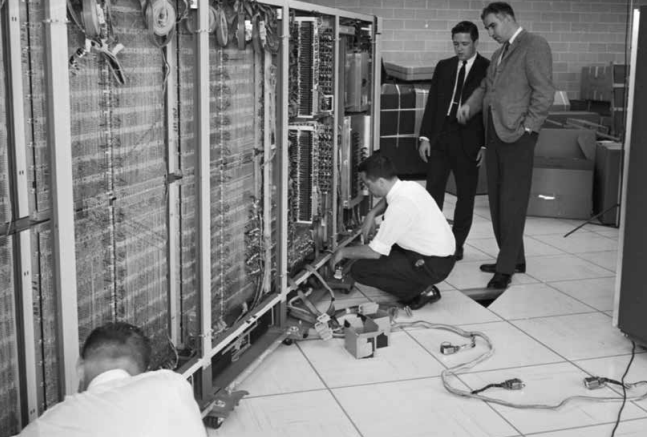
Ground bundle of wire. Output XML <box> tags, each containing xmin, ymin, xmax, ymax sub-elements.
<box><xmin>392</xmin><ymin>320</ymin><xmax>647</xmax><ymax>410</ymax></box>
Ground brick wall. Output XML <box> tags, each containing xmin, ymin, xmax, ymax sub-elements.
<box><xmin>308</xmin><ymin>0</ymin><xmax>642</xmax><ymax>99</ymax></box>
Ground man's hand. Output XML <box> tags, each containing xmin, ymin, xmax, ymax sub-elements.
<box><xmin>329</xmin><ymin>248</ymin><xmax>345</xmax><ymax>270</ymax></box>
<box><xmin>418</xmin><ymin>139</ymin><xmax>431</xmax><ymax>163</ymax></box>
<box><xmin>476</xmin><ymin>147</ymin><xmax>485</xmax><ymax>167</ymax></box>
<box><xmin>457</xmin><ymin>104</ymin><xmax>470</xmax><ymax>124</ymax></box>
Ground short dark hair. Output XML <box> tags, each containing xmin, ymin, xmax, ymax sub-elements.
<box><xmin>358</xmin><ymin>153</ymin><xmax>397</xmax><ymax>181</ymax></box>
<box><xmin>81</xmin><ymin>322</ymin><xmax>152</xmax><ymax>372</ymax></box>
<box><xmin>452</xmin><ymin>21</ymin><xmax>479</xmax><ymax>42</ymax></box>
<box><xmin>481</xmin><ymin>2</ymin><xmax>516</xmax><ymax>20</ymax></box>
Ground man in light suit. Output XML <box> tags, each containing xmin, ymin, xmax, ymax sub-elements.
<box><xmin>419</xmin><ymin>21</ymin><xmax>490</xmax><ymax>261</ymax></box>
<box><xmin>458</xmin><ymin>2</ymin><xmax>555</xmax><ymax>289</ymax></box>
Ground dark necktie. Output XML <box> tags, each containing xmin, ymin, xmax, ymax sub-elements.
<box><xmin>449</xmin><ymin>60</ymin><xmax>467</xmax><ymax>120</ymax></box>
<box><xmin>499</xmin><ymin>41</ymin><xmax>510</xmax><ymax>64</ymax></box>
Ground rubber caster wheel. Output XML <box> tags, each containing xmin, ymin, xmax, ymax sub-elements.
<box><xmin>282</xmin><ymin>338</ymin><xmax>294</xmax><ymax>346</ymax></box>
<box><xmin>203</xmin><ymin>415</ymin><xmax>224</xmax><ymax>429</ymax></box>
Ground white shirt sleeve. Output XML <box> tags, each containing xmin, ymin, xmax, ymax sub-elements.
<box><xmin>167</xmin><ymin>374</ymin><xmax>208</xmax><ymax>437</ymax></box>
<box><xmin>368</xmin><ymin>198</ymin><xmax>415</xmax><ymax>256</ymax></box>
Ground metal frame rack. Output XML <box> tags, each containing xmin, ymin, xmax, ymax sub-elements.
<box><xmin>0</xmin><ymin>0</ymin><xmax>380</xmax><ymax>434</ymax></box>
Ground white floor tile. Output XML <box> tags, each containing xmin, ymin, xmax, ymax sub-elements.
<box><xmin>208</xmin><ymin>390</ymin><xmax>360</xmax><ymax>437</ymax></box>
<box><xmin>488</xmin><ymin>283</ymin><xmax>594</xmax><ymax>320</ymax></box>
<box><xmin>297</xmin><ymin>331</ymin><xmax>445</xmax><ymax>388</ymax></box>
<box><xmin>578</xmin><ymin>250</ymin><xmax>619</xmax><ymax>273</ymax></box>
<box><xmin>525</xmin><ymin>254</ymin><xmax>614</xmax><ymax>282</ymax></box>
<box><xmin>458</xmin><ymin>362</ymin><xmax>647</xmax><ymax>435</ymax></box>
<box><xmin>528</xmin><ymin>418</ymin><xmax>647</xmax><ymax>436</ymax></box>
<box><xmin>523</xmin><ymin>217</ymin><xmax>592</xmax><ymax>236</ymax></box>
<box><xmin>594</xmin><ymin>228</ymin><xmax>621</xmax><ymax>239</ymax></box>
<box><xmin>445</xmin><ymin>260</ymin><xmax>539</xmax><ymax>290</ymax></box>
<box><xmin>466</xmin><ymin>220</ymin><xmax>497</xmax><ymax>239</ymax></box>
<box><xmin>468</xmin><ymin>237</ymin><xmax>565</xmax><ymax>258</ymax></box>
<box><xmin>237</xmin><ymin>344</ymin><xmax>325</xmax><ymax>397</ymax></box>
<box><xmin>333</xmin><ymin>377</ymin><xmax>519</xmax><ymax>437</ymax></box>
<box><xmin>533</xmin><ymin>233</ymin><xmax>618</xmax><ymax>254</ymax></box>
<box><xmin>574</xmin><ymin>353</ymin><xmax>647</xmax><ymax>410</ymax></box>
<box><xmin>512</xmin><ymin>313</ymin><xmax>635</xmax><ymax>361</ymax></box>
<box><xmin>460</xmin><ymin>244</ymin><xmax>494</xmax><ymax>262</ymax></box>
<box><xmin>408</xmin><ymin>321</ymin><xmax>563</xmax><ymax>373</ymax></box>
<box><xmin>396</xmin><ymin>290</ymin><xmax>502</xmax><ymax>326</ymax></box>
<box><xmin>549</xmin><ymin>277</ymin><xmax>617</xmax><ymax>311</ymax></box>
<box><xmin>473</xmin><ymin>205</ymin><xmax>493</xmax><ymax>219</ymax></box>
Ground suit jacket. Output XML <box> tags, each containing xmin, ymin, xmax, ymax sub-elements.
<box><xmin>419</xmin><ymin>53</ymin><xmax>490</xmax><ymax>158</ymax></box>
<box><xmin>464</xmin><ymin>29</ymin><xmax>555</xmax><ymax>143</ymax></box>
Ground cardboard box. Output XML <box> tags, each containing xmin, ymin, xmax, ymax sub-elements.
<box><xmin>344</xmin><ymin>310</ymin><xmax>391</xmax><ymax>359</ymax></box>
<box><xmin>383</xmin><ymin>60</ymin><xmax>435</xmax><ymax>82</ymax></box>
<box><xmin>527</xmin><ymin>128</ymin><xmax>596</xmax><ymax>219</ymax></box>
<box><xmin>547</xmin><ymin>111</ymin><xmax>601</xmax><ymax>127</ymax></box>
<box><xmin>594</xmin><ymin>141</ymin><xmax>622</xmax><ymax>225</ymax></box>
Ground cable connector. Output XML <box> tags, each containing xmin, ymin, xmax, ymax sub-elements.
<box><xmin>440</xmin><ymin>342</ymin><xmax>462</xmax><ymax>355</ymax></box>
<box><xmin>358</xmin><ymin>302</ymin><xmax>379</xmax><ymax>315</ymax></box>
<box><xmin>314</xmin><ymin>321</ymin><xmax>333</xmax><ymax>341</ymax></box>
<box><xmin>440</xmin><ymin>335</ymin><xmax>476</xmax><ymax>355</ymax></box>
<box><xmin>502</xmin><ymin>378</ymin><xmax>525</xmax><ymax>390</ymax></box>
<box><xmin>584</xmin><ymin>376</ymin><xmax>606</xmax><ymax>389</ymax></box>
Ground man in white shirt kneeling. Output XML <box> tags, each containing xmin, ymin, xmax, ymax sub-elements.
<box><xmin>330</xmin><ymin>153</ymin><xmax>456</xmax><ymax>310</ymax></box>
<box><xmin>18</xmin><ymin>322</ymin><xmax>207</xmax><ymax>437</ymax></box>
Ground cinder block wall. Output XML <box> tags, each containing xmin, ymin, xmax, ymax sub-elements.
<box><xmin>309</xmin><ymin>0</ymin><xmax>641</xmax><ymax>99</ymax></box>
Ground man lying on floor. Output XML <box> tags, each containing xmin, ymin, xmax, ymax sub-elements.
<box><xmin>330</xmin><ymin>153</ymin><xmax>456</xmax><ymax>310</ymax></box>
<box><xmin>17</xmin><ymin>322</ymin><xmax>207</xmax><ymax>437</ymax></box>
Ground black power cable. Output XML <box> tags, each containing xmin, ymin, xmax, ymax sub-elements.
<box><xmin>611</xmin><ymin>340</ymin><xmax>636</xmax><ymax>437</ymax></box>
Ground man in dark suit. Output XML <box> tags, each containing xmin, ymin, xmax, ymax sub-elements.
<box><xmin>419</xmin><ymin>21</ymin><xmax>490</xmax><ymax>261</ymax></box>
<box><xmin>458</xmin><ymin>2</ymin><xmax>555</xmax><ymax>289</ymax></box>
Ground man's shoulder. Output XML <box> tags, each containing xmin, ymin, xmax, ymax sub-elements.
<box><xmin>436</xmin><ymin>56</ymin><xmax>457</xmax><ymax>70</ymax></box>
<box><xmin>519</xmin><ymin>30</ymin><xmax>550</xmax><ymax>48</ymax></box>
<box><xmin>476</xmin><ymin>53</ymin><xmax>490</xmax><ymax>67</ymax></box>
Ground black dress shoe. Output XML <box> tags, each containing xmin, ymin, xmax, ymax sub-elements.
<box><xmin>455</xmin><ymin>246</ymin><xmax>464</xmax><ymax>261</ymax></box>
<box><xmin>487</xmin><ymin>273</ymin><xmax>511</xmax><ymax>289</ymax></box>
<box><xmin>480</xmin><ymin>263</ymin><xmax>526</xmax><ymax>274</ymax></box>
<box><xmin>403</xmin><ymin>285</ymin><xmax>441</xmax><ymax>310</ymax></box>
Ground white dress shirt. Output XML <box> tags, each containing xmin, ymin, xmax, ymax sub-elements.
<box><xmin>17</xmin><ymin>369</ymin><xmax>207</xmax><ymax>437</ymax></box>
<box><xmin>499</xmin><ymin>27</ymin><xmax>523</xmax><ymax>65</ymax></box>
<box><xmin>446</xmin><ymin>52</ymin><xmax>478</xmax><ymax>115</ymax></box>
<box><xmin>369</xmin><ymin>180</ymin><xmax>455</xmax><ymax>257</ymax></box>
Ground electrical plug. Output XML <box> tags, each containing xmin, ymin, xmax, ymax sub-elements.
<box><xmin>502</xmin><ymin>378</ymin><xmax>525</xmax><ymax>390</ymax></box>
<box><xmin>584</xmin><ymin>376</ymin><xmax>607</xmax><ymax>389</ymax></box>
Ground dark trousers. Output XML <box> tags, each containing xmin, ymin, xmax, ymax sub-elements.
<box><xmin>486</xmin><ymin>116</ymin><xmax>537</xmax><ymax>274</ymax></box>
<box><xmin>350</xmin><ymin>245</ymin><xmax>456</xmax><ymax>302</ymax></box>
<box><xmin>426</xmin><ymin>119</ymin><xmax>479</xmax><ymax>250</ymax></box>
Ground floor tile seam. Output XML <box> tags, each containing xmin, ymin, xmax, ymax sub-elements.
<box><xmin>295</xmin><ymin>340</ymin><xmax>335</xmax><ymax>391</ymax></box>
<box><xmin>567</xmin><ymin>356</ymin><xmax>647</xmax><ymax>401</ymax></box>
<box><xmin>503</xmin><ymin>308</ymin><xmax>620</xmax><ymax>324</ymax></box>
<box><xmin>569</xmin><ymin>251</ymin><xmax>618</xmax><ymax>273</ymax></box>
<box><xmin>489</xmin><ymin>307</ymin><xmax>601</xmax><ymax>323</ymax></box>
<box><xmin>496</xmin><ymin>317</ymin><xmax>577</xmax><ymax>364</ymax></box>
<box><xmin>451</xmin><ymin>369</ymin><xmax>647</xmax><ymax>427</ymax></box>
<box><xmin>505</xmin><ymin>316</ymin><xmax>646</xmax><ymax>363</ymax></box>
<box><xmin>521</xmin><ymin>416</ymin><xmax>647</xmax><ymax>436</ymax></box>
<box><xmin>326</xmin><ymin>390</ymin><xmax>366</xmax><ymax>437</ymax></box>
<box><xmin>542</xmin><ymin>280</ymin><xmax>612</xmax><ymax>313</ymax></box>
<box><xmin>327</xmin><ymin>374</ymin><xmax>448</xmax><ymax>391</ymax></box>
<box><xmin>293</xmin><ymin>339</ymin><xmax>368</xmax><ymax>437</ymax></box>
<box><xmin>401</xmin><ymin>326</ymin><xmax>452</xmax><ymax>371</ymax></box>
<box><xmin>243</xmin><ymin>387</ymin><xmax>330</xmax><ymax>400</ymax></box>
